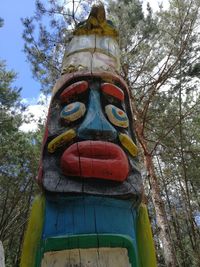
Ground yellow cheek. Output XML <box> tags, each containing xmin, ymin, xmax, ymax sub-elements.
<box><xmin>119</xmin><ymin>133</ymin><xmax>138</xmax><ymax>157</ymax></box>
<box><xmin>48</xmin><ymin>129</ymin><xmax>76</xmax><ymax>153</ymax></box>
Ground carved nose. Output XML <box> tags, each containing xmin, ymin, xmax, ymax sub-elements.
<box><xmin>77</xmin><ymin>88</ymin><xmax>117</xmax><ymax>141</ymax></box>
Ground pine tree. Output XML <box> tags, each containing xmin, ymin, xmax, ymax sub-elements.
<box><xmin>108</xmin><ymin>0</ymin><xmax>200</xmax><ymax>266</ymax></box>
<box><xmin>0</xmin><ymin>60</ymin><xmax>42</xmax><ymax>266</ymax></box>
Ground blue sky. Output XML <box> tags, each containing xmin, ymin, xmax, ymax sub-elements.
<box><xmin>0</xmin><ymin>0</ymin><xmax>41</xmax><ymax>101</ymax></box>
<box><xmin>0</xmin><ymin>0</ymin><xmax>166</xmax><ymax>103</ymax></box>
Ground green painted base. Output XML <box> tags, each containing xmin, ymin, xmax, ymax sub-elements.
<box><xmin>36</xmin><ymin>234</ymin><xmax>137</xmax><ymax>267</ymax></box>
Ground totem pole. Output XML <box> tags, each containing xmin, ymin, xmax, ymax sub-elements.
<box><xmin>20</xmin><ymin>3</ymin><xmax>157</xmax><ymax>267</ymax></box>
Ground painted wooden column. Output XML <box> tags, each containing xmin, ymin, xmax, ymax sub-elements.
<box><xmin>20</xmin><ymin>3</ymin><xmax>157</xmax><ymax>267</ymax></box>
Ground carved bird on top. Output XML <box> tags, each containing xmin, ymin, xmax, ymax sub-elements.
<box><xmin>74</xmin><ymin>1</ymin><xmax>118</xmax><ymax>38</ymax></box>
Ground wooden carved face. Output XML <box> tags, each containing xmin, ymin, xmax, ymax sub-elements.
<box><xmin>39</xmin><ymin>75</ymin><xmax>142</xmax><ymax>201</ymax></box>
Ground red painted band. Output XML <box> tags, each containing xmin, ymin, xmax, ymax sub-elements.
<box><xmin>101</xmin><ymin>83</ymin><xmax>124</xmax><ymax>101</ymax></box>
<box><xmin>61</xmin><ymin>141</ymin><xmax>129</xmax><ymax>182</ymax></box>
<box><xmin>60</xmin><ymin>81</ymin><xmax>88</xmax><ymax>103</ymax></box>
<box><xmin>53</xmin><ymin>71</ymin><xmax>130</xmax><ymax>97</ymax></box>
<box><xmin>36</xmin><ymin>161</ymin><xmax>43</xmax><ymax>184</ymax></box>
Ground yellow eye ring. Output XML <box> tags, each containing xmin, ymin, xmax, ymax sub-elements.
<box><xmin>60</xmin><ymin>102</ymin><xmax>86</xmax><ymax>122</ymax></box>
<box><xmin>105</xmin><ymin>104</ymin><xmax>129</xmax><ymax>128</ymax></box>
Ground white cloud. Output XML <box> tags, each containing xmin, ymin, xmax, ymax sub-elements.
<box><xmin>19</xmin><ymin>93</ymin><xmax>50</xmax><ymax>132</ymax></box>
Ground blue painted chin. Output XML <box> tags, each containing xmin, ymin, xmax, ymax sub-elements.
<box><xmin>77</xmin><ymin>87</ymin><xmax>117</xmax><ymax>141</ymax></box>
<box><xmin>42</xmin><ymin>195</ymin><xmax>139</xmax><ymax>266</ymax></box>
<box><xmin>43</xmin><ymin>196</ymin><xmax>137</xmax><ymax>240</ymax></box>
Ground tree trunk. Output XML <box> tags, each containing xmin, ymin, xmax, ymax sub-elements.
<box><xmin>156</xmin><ymin>156</ymin><xmax>187</xmax><ymax>267</ymax></box>
<box><xmin>134</xmin><ymin>120</ymin><xmax>177</xmax><ymax>267</ymax></box>
<box><xmin>144</xmin><ymin>153</ymin><xmax>177</xmax><ymax>267</ymax></box>
<box><xmin>0</xmin><ymin>241</ymin><xmax>5</xmax><ymax>267</ymax></box>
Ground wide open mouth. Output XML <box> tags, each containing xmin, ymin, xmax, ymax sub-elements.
<box><xmin>61</xmin><ymin>141</ymin><xmax>129</xmax><ymax>182</ymax></box>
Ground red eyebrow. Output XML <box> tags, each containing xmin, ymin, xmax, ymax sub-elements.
<box><xmin>101</xmin><ymin>83</ymin><xmax>124</xmax><ymax>101</ymax></box>
<box><xmin>60</xmin><ymin>81</ymin><xmax>88</xmax><ymax>103</ymax></box>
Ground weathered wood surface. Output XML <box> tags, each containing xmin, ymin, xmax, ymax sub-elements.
<box><xmin>43</xmin><ymin>196</ymin><xmax>137</xmax><ymax>239</ymax></box>
<box><xmin>22</xmin><ymin>3</ymin><xmax>148</xmax><ymax>267</ymax></box>
<box><xmin>41</xmin><ymin>248</ymin><xmax>131</xmax><ymax>267</ymax></box>
<box><xmin>51</xmin><ymin>71</ymin><xmax>130</xmax><ymax>97</ymax></box>
<box><xmin>62</xmin><ymin>34</ymin><xmax>120</xmax><ymax>75</ymax></box>
<box><xmin>37</xmin><ymin>1</ymin><xmax>143</xmax><ymax>200</ymax></box>
<box><xmin>41</xmin><ymin>77</ymin><xmax>142</xmax><ymax>200</ymax></box>
<box><xmin>62</xmin><ymin>51</ymin><xmax>119</xmax><ymax>74</ymax></box>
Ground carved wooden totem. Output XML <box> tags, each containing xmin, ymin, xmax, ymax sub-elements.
<box><xmin>20</xmin><ymin>3</ymin><xmax>157</xmax><ymax>267</ymax></box>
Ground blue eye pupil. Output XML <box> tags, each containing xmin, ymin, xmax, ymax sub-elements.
<box><xmin>60</xmin><ymin>102</ymin><xmax>86</xmax><ymax>122</ymax></box>
<box><xmin>112</xmin><ymin>107</ymin><xmax>127</xmax><ymax>121</ymax></box>
<box><xmin>61</xmin><ymin>103</ymin><xmax>80</xmax><ymax>116</ymax></box>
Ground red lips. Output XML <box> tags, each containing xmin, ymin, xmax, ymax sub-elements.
<box><xmin>61</xmin><ymin>141</ymin><xmax>129</xmax><ymax>182</ymax></box>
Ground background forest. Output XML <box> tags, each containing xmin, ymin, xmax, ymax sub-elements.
<box><xmin>0</xmin><ymin>0</ymin><xmax>200</xmax><ymax>266</ymax></box>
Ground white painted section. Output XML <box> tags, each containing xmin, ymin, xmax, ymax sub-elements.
<box><xmin>41</xmin><ymin>247</ymin><xmax>131</xmax><ymax>267</ymax></box>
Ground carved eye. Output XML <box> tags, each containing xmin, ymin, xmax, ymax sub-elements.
<box><xmin>60</xmin><ymin>102</ymin><xmax>86</xmax><ymax>122</ymax></box>
<box><xmin>105</xmin><ymin>104</ymin><xmax>129</xmax><ymax>128</ymax></box>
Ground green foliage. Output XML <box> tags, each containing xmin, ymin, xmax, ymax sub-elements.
<box><xmin>0</xmin><ymin>17</ymin><xmax>3</xmax><ymax>28</ymax></box>
<box><xmin>0</xmin><ymin>60</ymin><xmax>42</xmax><ymax>267</ymax></box>
<box><xmin>107</xmin><ymin>0</ymin><xmax>200</xmax><ymax>266</ymax></box>
<box><xmin>21</xmin><ymin>0</ymin><xmax>95</xmax><ymax>94</ymax></box>
<box><xmin>188</xmin><ymin>63</ymin><xmax>200</xmax><ymax>77</ymax></box>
